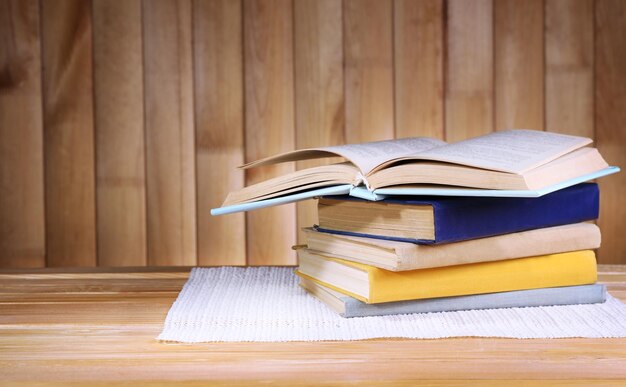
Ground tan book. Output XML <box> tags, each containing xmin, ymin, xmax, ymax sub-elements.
<box><xmin>303</xmin><ymin>223</ymin><xmax>601</xmax><ymax>271</ymax></box>
<box><xmin>222</xmin><ymin>130</ymin><xmax>610</xmax><ymax>206</ymax></box>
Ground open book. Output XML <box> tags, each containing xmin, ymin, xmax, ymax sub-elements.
<box><xmin>212</xmin><ymin>129</ymin><xmax>619</xmax><ymax>215</ymax></box>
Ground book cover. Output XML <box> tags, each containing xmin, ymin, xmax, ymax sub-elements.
<box><xmin>315</xmin><ymin>182</ymin><xmax>600</xmax><ymax>244</ymax></box>
<box><xmin>210</xmin><ymin>167</ymin><xmax>618</xmax><ymax>216</ymax></box>
<box><xmin>211</xmin><ymin>130</ymin><xmax>619</xmax><ymax>215</ymax></box>
<box><xmin>296</xmin><ymin>249</ymin><xmax>598</xmax><ymax>304</ymax></box>
<box><xmin>304</xmin><ymin>222</ymin><xmax>601</xmax><ymax>271</ymax></box>
<box><xmin>300</xmin><ymin>278</ymin><xmax>607</xmax><ymax>318</ymax></box>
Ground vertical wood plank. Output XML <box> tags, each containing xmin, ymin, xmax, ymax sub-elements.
<box><xmin>344</xmin><ymin>0</ymin><xmax>394</xmax><ymax>143</ymax></box>
<box><xmin>294</xmin><ymin>0</ymin><xmax>345</xmax><ymax>243</ymax></box>
<box><xmin>545</xmin><ymin>0</ymin><xmax>593</xmax><ymax>138</ymax></box>
<box><xmin>595</xmin><ymin>0</ymin><xmax>626</xmax><ymax>264</ymax></box>
<box><xmin>244</xmin><ymin>0</ymin><xmax>296</xmax><ymax>265</ymax></box>
<box><xmin>0</xmin><ymin>0</ymin><xmax>45</xmax><ymax>268</ymax></box>
<box><xmin>494</xmin><ymin>0</ymin><xmax>544</xmax><ymax>132</ymax></box>
<box><xmin>93</xmin><ymin>0</ymin><xmax>146</xmax><ymax>266</ymax></box>
<box><xmin>194</xmin><ymin>0</ymin><xmax>246</xmax><ymax>266</ymax></box>
<box><xmin>143</xmin><ymin>0</ymin><xmax>196</xmax><ymax>266</ymax></box>
<box><xmin>41</xmin><ymin>0</ymin><xmax>97</xmax><ymax>267</ymax></box>
<box><xmin>394</xmin><ymin>0</ymin><xmax>443</xmax><ymax>139</ymax></box>
<box><xmin>445</xmin><ymin>0</ymin><xmax>493</xmax><ymax>142</ymax></box>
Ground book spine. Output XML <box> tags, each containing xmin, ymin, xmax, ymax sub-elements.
<box><xmin>368</xmin><ymin>250</ymin><xmax>597</xmax><ymax>303</ymax></box>
<box><xmin>433</xmin><ymin>183</ymin><xmax>599</xmax><ymax>244</ymax></box>
<box><xmin>342</xmin><ymin>284</ymin><xmax>607</xmax><ymax>318</ymax></box>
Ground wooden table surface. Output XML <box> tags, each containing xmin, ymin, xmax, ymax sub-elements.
<box><xmin>1</xmin><ymin>265</ymin><xmax>625</xmax><ymax>386</ymax></box>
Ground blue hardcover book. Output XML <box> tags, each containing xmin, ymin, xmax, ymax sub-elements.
<box><xmin>315</xmin><ymin>182</ymin><xmax>600</xmax><ymax>244</ymax></box>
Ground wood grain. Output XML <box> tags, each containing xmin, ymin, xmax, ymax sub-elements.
<box><xmin>0</xmin><ymin>266</ymin><xmax>624</xmax><ymax>384</ymax></box>
<box><xmin>93</xmin><ymin>0</ymin><xmax>146</xmax><ymax>266</ymax></box>
<box><xmin>344</xmin><ymin>0</ymin><xmax>394</xmax><ymax>142</ymax></box>
<box><xmin>545</xmin><ymin>0</ymin><xmax>593</xmax><ymax>138</ymax></box>
<box><xmin>394</xmin><ymin>0</ymin><xmax>443</xmax><ymax>139</ymax></box>
<box><xmin>294</xmin><ymin>0</ymin><xmax>345</xmax><ymax>243</ymax></box>
<box><xmin>445</xmin><ymin>0</ymin><xmax>493</xmax><ymax>142</ymax></box>
<box><xmin>494</xmin><ymin>0</ymin><xmax>544</xmax><ymax>132</ymax></box>
<box><xmin>595</xmin><ymin>0</ymin><xmax>626</xmax><ymax>264</ymax></box>
<box><xmin>244</xmin><ymin>0</ymin><xmax>296</xmax><ymax>265</ymax></box>
<box><xmin>194</xmin><ymin>0</ymin><xmax>246</xmax><ymax>266</ymax></box>
<box><xmin>0</xmin><ymin>0</ymin><xmax>45</xmax><ymax>268</ymax></box>
<box><xmin>143</xmin><ymin>0</ymin><xmax>196</xmax><ymax>266</ymax></box>
<box><xmin>2</xmin><ymin>1</ymin><xmax>626</xmax><ymax>269</ymax></box>
<box><xmin>41</xmin><ymin>0</ymin><xmax>96</xmax><ymax>267</ymax></box>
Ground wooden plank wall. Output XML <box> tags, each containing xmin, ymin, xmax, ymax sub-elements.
<box><xmin>0</xmin><ymin>0</ymin><xmax>624</xmax><ymax>268</ymax></box>
<box><xmin>0</xmin><ymin>0</ymin><xmax>45</xmax><ymax>268</ymax></box>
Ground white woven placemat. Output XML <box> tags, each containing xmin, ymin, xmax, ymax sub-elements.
<box><xmin>157</xmin><ymin>267</ymin><xmax>626</xmax><ymax>342</ymax></box>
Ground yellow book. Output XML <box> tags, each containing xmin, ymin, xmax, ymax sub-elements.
<box><xmin>296</xmin><ymin>249</ymin><xmax>597</xmax><ymax>304</ymax></box>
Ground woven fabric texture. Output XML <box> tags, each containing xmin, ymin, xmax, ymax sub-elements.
<box><xmin>158</xmin><ymin>267</ymin><xmax>626</xmax><ymax>343</ymax></box>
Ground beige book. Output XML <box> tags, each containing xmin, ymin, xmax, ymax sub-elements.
<box><xmin>303</xmin><ymin>223</ymin><xmax>601</xmax><ymax>271</ymax></box>
<box><xmin>222</xmin><ymin>130</ymin><xmax>609</xmax><ymax>206</ymax></box>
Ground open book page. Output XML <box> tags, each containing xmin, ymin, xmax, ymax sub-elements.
<box><xmin>241</xmin><ymin>137</ymin><xmax>446</xmax><ymax>175</ymax></box>
<box><xmin>376</xmin><ymin>130</ymin><xmax>592</xmax><ymax>175</ymax></box>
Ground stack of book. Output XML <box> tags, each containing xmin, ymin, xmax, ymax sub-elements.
<box><xmin>295</xmin><ymin>185</ymin><xmax>605</xmax><ymax>317</ymax></box>
<box><xmin>212</xmin><ymin>130</ymin><xmax>619</xmax><ymax>318</ymax></box>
